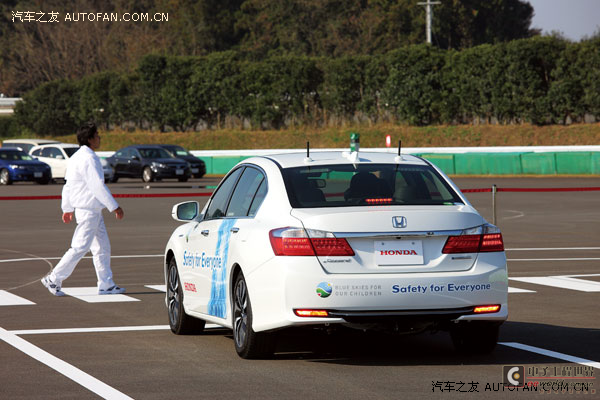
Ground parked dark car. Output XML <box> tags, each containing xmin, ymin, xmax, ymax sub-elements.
<box><xmin>107</xmin><ymin>145</ymin><xmax>190</xmax><ymax>183</ymax></box>
<box><xmin>0</xmin><ymin>148</ymin><xmax>52</xmax><ymax>185</ymax></box>
<box><xmin>159</xmin><ymin>144</ymin><xmax>206</xmax><ymax>179</ymax></box>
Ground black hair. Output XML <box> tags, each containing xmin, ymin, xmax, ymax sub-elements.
<box><xmin>76</xmin><ymin>122</ymin><xmax>98</xmax><ymax>147</ymax></box>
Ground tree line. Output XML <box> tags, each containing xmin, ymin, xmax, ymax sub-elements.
<box><xmin>10</xmin><ymin>36</ymin><xmax>600</xmax><ymax>136</ymax></box>
<box><xmin>1</xmin><ymin>0</ymin><xmax>538</xmax><ymax>96</ymax></box>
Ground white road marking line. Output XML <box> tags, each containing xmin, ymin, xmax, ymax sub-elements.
<box><xmin>500</xmin><ymin>342</ymin><xmax>600</xmax><ymax>370</ymax></box>
<box><xmin>0</xmin><ymin>290</ymin><xmax>35</xmax><ymax>306</ymax></box>
<box><xmin>10</xmin><ymin>324</ymin><xmax>221</xmax><ymax>335</ymax></box>
<box><xmin>0</xmin><ymin>254</ymin><xmax>163</xmax><ymax>263</ymax></box>
<box><xmin>145</xmin><ymin>284</ymin><xmax>166</xmax><ymax>292</ymax></box>
<box><xmin>61</xmin><ymin>287</ymin><xmax>140</xmax><ymax>303</ymax></box>
<box><xmin>11</xmin><ymin>325</ymin><xmax>171</xmax><ymax>335</ymax></box>
<box><xmin>508</xmin><ymin>287</ymin><xmax>536</xmax><ymax>293</ymax></box>
<box><xmin>0</xmin><ymin>326</ymin><xmax>133</xmax><ymax>400</ymax></box>
<box><xmin>509</xmin><ymin>276</ymin><xmax>600</xmax><ymax>292</ymax></box>
<box><xmin>502</xmin><ymin>210</ymin><xmax>525</xmax><ymax>220</ymax></box>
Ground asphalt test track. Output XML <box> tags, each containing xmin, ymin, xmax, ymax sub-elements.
<box><xmin>1</xmin><ymin>176</ymin><xmax>599</xmax><ymax>399</ymax></box>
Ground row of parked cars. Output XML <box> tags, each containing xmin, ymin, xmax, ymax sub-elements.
<box><xmin>0</xmin><ymin>139</ymin><xmax>206</xmax><ymax>185</ymax></box>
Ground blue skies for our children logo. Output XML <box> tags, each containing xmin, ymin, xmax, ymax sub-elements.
<box><xmin>316</xmin><ymin>282</ymin><xmax>332</xmax><ymax>298</ymax></box>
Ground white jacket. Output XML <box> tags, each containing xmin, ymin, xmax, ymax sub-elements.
<box><xmin>61</xmin><ymin>146</ymin><xmax>119</xmax><ymax>213</ymax></box>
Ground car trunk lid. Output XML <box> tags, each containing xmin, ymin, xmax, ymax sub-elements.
<box><xmin>291</xmin><ymin>206</ymin><xmax>485</xmax><ymax>274</ymax></box>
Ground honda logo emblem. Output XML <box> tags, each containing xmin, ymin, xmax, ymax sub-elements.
<box><xmin>392</xmin><ymin>216</ymin><xmax>407</xmax><ymax>228</ymax></box>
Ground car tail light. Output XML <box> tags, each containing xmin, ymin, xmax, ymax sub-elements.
<box><xmin>269</xmin><ymin>227</ymin><xmax>355</xmax><ymax>256</ymax></box>
<box><xmin>442</xmin><ymin>224</ymin><xmax>504</xmax><ymax>254</ymax></box>
<box><xmin>473</xmin><ymin>305</ymin><xmax>501</xmax><ymax>314</ymax></box>
<box><xmin>294</xmin><ymin>309</ymin><xmax>329</xmax><ymax>317</ymax></box>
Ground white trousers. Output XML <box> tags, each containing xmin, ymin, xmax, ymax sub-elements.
<box><xmin>50</xmin><ymin>209</ymin><xmax>116</xmax><ymax>290</ymax></box>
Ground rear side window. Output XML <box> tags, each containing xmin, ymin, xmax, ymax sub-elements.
<box><xmin>282</xmin><ymin>163</ymin><xmax>462</xmax><ymax>208</ymax></box>
<box><xmin>226</xmin><ymin>167</ymin><xmax>266</xmax><ymax>217</ymax></box>
<box><xmin>64</xmin><ymin>147</ymin><xmax>79</xmax><ymax>157</ymax></box>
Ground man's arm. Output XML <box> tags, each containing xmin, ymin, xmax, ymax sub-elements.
<box><xmin>61</xmin><ymin>180</ymin><xmax>74</xmax><ymax>224</ymax></box>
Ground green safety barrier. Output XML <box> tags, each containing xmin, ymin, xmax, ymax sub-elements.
<box><xmin>520</xmin><ymin>153</ymin><xmax>556</xmax><ymax>175</ymax></box>
<box><xmin>196</xmin><ymin>152</ymin><xmax>600</xmax><ymax>176</ymax></box>
<box><xmin>555</xmin><ymin>152</ymin><xmax>592</xmax><ymax>175</ymax></box>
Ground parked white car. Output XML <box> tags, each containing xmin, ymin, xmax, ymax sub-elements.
<box><xmin>30</xmin><ymin>143</ymin><xmax>79</xmax><ymax>180</ymax></box>
<box><xmin>2</xmin><ymin>139</ymin><xmax>60</xmax><ymax>153</ymax></box>
<box><xmin>30</xmin><ymin>143</ymin><xmax>114</xmax><ymax>182</ymax></box>
<box><xmin>164</xmin><ymin>151</ymin><xmax>508</xmax><ymax>358</ymax></box>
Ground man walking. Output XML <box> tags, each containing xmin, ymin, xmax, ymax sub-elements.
<box><xmin>42</xmin><ymin>123</ymin><xmax>126</xmax><ymax>296</ymax></box>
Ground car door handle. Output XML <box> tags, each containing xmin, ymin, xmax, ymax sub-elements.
<box><xmin>201</xmin><ymin>230</ymin><xmax>209</xmax><ymax>236</ymax></box>
<box><xmin>230</xmin><ymin>227</ymin><xmax>239</xmax><ymax>233</ymax></box>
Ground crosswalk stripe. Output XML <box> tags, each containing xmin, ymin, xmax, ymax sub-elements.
<box><xmin>509</xmin><ymin>276</ymin><xmax>600</xmax><ymax>292</ymax></box>
<box><xmin>60</xmin><ymin>287</ymin><xmax>140</xmax><ymax>303</ymax></box>
<box><xmin>0</xmin><ymin>290</ymin><xmax>35</xmax><ymax>306</ymax></box>
<box><xmin>508</xmin><ymin>287</ymin><xmax>536</xmax><ymax>293</ymax></box>
<box><xmin>145</xmin><ymin>285</ymin><xmax>166</xmax><ymax>292</ymax></box>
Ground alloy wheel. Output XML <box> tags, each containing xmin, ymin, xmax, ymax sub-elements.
<box><xmin>167</xmin><ymin>263</ymin><xmax>180</xmax><ymax>328</ymax></box>
<box><xmin>233</xmin><ymin>277</ymin><xmax>248</xmax><ymax>348</ymax></box>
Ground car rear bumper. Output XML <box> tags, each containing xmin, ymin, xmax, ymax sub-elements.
<box><xmin>246</xmin><ymin>251</ymin><xmax>508</xmax><ymax>332</ymax></box>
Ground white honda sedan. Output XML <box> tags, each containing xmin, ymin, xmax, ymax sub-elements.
<box><xmin>164</xmin><ymin>151</ymin><xmax>508</xmax><ymax>358</ymax></box>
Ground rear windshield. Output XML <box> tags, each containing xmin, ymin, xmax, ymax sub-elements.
<box><xmin>282</xmin><ymin>163</ymin><xmax>463</xmax><ymax>208</ymax></box>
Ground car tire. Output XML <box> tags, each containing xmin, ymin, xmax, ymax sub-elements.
<box><xmin>142</xmin><ymin>167</ymin><xmax>154</xmax><ymax>183</ymax></box>
<box><xmin>232</xmin><ymin>273</ymin><xmax>275</xmax><ymax>359</ymax></box>
<box><xmin>178</xmin><ymin>177</ymin><xmax>188</xmax><ymax>182</ymax></box>
<box><xmin>0</xmin><ymin>169</ymin><xmax>12</xmax><ymax>185</ymax></box>
<box><xmin>167</xmin><ymin>258</ymin><xmax>206</xmax><ymax>335</ymax></box>
<box><xmin>110</xmin><ymin>175</ymin><xmax>119</xmax><ymax>183</ymax></box>
<box><xmin>450</xmin><ymin>321</ymin><xmax>500</xmax><ymax>354</ymax></box>
<box><xmin>36</xmin><ymin>177</ymin><xmax>50</xmax><ymax>185</ymax></box>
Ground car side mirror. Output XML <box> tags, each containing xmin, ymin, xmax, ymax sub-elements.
<box><xmin>132</xmin><ymin>156</ymin><xmax>140</xmax><ymax>161</ymax></box>
<box><xmin>172</xmin><ymin>201</ymin><xmax>199</xmax><ymax>221</ymax></box>
<box><xmin>56</xmin><ymin>155</ymin><xmax>64</xmax><ymax>160</ymax></box>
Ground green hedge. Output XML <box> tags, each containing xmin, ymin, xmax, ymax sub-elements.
<box><xmin>13</xmin><ymin>37</ymin><xmax>600</xmax><ymax>135</ymax></box>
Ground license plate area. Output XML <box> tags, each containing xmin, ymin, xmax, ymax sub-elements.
<box><xmin>175</xmin><ymin>169</ymin><xmax>184</xmax><ymax>175</ymax></box>
<box><xmin>34</xmin><ymin>172</ymin><xmax>42</xmax><ymax>178</ymax></box>
<box><xmin>375</xmin><ymin>240</ymin><xmax>424</xmax><ymax>266</ymax></box>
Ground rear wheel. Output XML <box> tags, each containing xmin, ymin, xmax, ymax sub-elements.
<box><xmin>142</xmin><ymin>167</ymin><xmax>154</xmax><ymax>182</ymax></box>
<box><xmin>178</xmin><ymin>177</ymin><xmax>188</xmax><ymax>182</ymax></box>
<box><xmin>450</xmin><ymin>321</ymin><xmax>500</xmax><ymax>354</ymax></box>
<box><xmin>0</xmin><ymin>169</ymin><xmax>12</xmax><ymax>185</ymax></box>
<box><xmin>36</xmin><ymin>177</ymin><xmax>50</xmax><ymax>185</ymax></box>
<box><xmin>167</xmin><ymin>258</ymin><xmax>205</xmax><ymax>334</ymax></box>
<box><xmin>232</xmin><ymin>273</ymin><xmax>275</xmax><ymax>359</ymax></box>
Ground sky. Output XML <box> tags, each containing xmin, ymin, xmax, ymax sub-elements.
<box><xmin>526</xmin><ymin>0</ymin><xmax>600</xmax><ymax>41</ymax></box>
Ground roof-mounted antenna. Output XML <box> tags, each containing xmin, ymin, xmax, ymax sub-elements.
<box><xmin>304</xmin><ymin>141</ymin><xmax>313</xmax><ymax>163</ymax></box>
<box><xmin>394</xmin><ymin>140</ymin><xmax>403</xmax><ymax>162</ymax></box>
